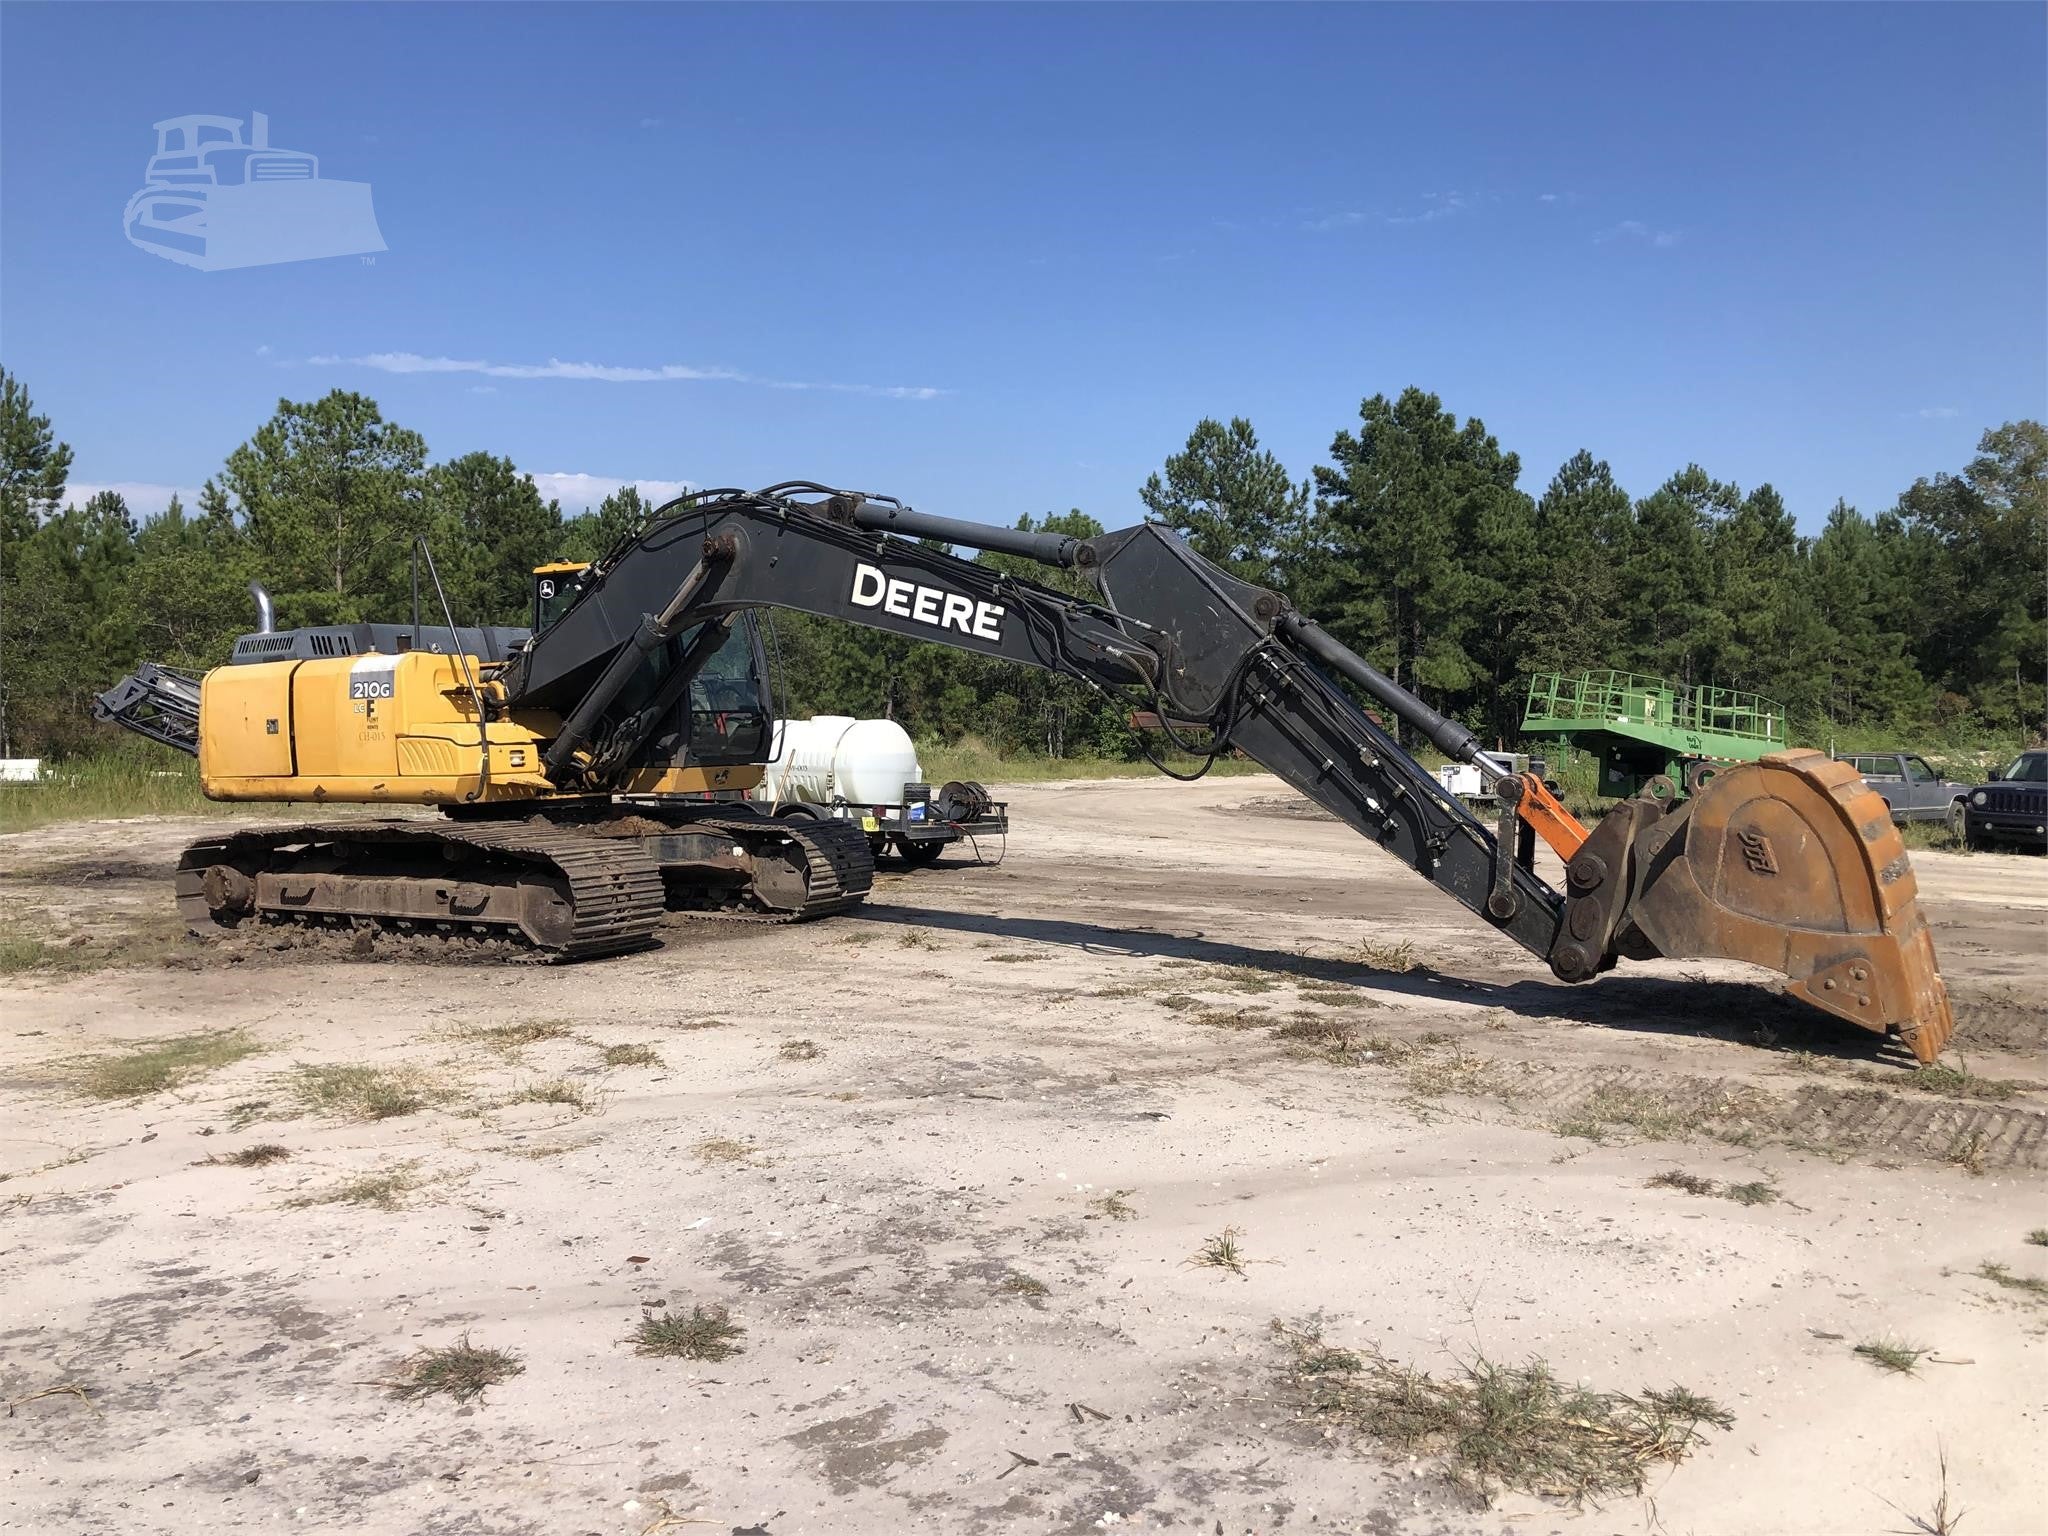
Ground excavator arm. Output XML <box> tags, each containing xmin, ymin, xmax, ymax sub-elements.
<box><xmin>503</xmin><ymin>484</ymin><xmax>1957</xmax><ymax>1062</ymax></box>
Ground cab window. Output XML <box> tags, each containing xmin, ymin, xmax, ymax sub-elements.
<box><xmin>685</xmin><ymin>621</ymin><xmax>768</xmax><ymax>762</ymax></box>
<box><xmin>1903</xmin><ymin>757</ymin><xmax>1934</xmax><ymax>784</ymax></box>
<box><xmin>2004</xmin><ymin>752</ymin><xmax>2048</xmax><ymax>784</ymax></box>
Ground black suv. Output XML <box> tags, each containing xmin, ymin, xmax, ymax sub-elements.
<box><xmin>1963</xmin><ymin>750</ymin><xmax>2048</xmax><ymax>852</ymax></box>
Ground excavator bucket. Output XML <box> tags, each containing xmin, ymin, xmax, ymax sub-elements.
<box><xmin>1622</xmin><ymin>749</ymin><xmax>1956</xmax><ymax>1062</ymax></box>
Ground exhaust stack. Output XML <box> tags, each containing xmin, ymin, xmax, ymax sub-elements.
<box><xmin>249</xmin><ymin>580</ymin><xmax>274</xmax><ymax>635</ymax></box>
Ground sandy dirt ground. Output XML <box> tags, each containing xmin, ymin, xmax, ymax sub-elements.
<box><xmin>3</xmin><ymin>775</ymin><xmax>2045</xmax><ymax>1536</ymax></box>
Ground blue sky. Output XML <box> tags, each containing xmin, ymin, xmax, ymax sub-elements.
<box><xmin>3</xmin><ymin>3</ymin><xmax>2042</xmax><ymax>530</ymax></box>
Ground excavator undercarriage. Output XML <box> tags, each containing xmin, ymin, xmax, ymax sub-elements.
<box><xmin>94</xmin><ymin>480</ymin><xmax>1956</xmax><ymax>1063</ymax></box>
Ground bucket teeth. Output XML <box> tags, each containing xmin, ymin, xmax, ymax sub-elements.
<box><xmin>1622</xmin><ymin>749</ymin><xmax>1956</xmax><ymax>1061</ymax></box>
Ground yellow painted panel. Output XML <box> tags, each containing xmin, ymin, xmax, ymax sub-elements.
<box><xmin>199</xmin><ymin>662</ymin><xmax>297</xmax><ymax>778</ymax></box>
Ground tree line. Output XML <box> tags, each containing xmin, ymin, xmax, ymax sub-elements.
<box><xmin>1</xmin><ymin>369</ymin><xmax>2040</xmax><ymax>761</ymax></box>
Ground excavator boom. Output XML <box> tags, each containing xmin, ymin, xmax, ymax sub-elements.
<box><xmin>505</xmin><ymin>483</ymin><xmax>1955</xmax><ymax>1060</ymax></box>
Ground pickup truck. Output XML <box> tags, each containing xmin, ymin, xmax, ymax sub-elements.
<box><xmin>1962</xmin><ymin>749</ymin><xmax>2048</xmax><ymax>852</ymax></box>
<box><xmin>1833</xmin><ymin>752</ymin><xmax>1974</xmax><ymax>832</ymax></box>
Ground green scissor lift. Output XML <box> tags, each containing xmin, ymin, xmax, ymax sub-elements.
<box><xmin>1522</xmin><ymin>669</ymin><xmax>1786</xmax><ymax>801</ymax></box>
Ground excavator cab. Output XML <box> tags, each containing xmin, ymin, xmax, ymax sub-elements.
<box><xmin>532</xmin><ymin>561</ymin><xmax>591</xmax><ymax>634</ymax></box>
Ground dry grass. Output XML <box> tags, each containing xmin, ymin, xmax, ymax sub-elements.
<box><xmin>1087</xmin><ymin>1189</ymin><xmax>1138</xmax><ymax>1221</ymax></box>
<box><xmin>1894</xmin><ymin>1063</ymin><xmax>2025</xmax><ymax>1102</ymax></box>
<box><xmin>511</xmin><ymin>1078</ymin><xmax>598</xmax><ymax>1113</ymax></box>
<box><xmin>1274</xmin><ymin>1321</ymin><xmax>1732</xmax><ymax>1505</ymax></box>
<box><xmin>463</xmin><ymin>1019</ymin><xmax>575</xmax><ymax>1057</ymax></box>
<box><xmin>2026</xmin><ymin>1229</ymin><xmax>2048</xmax><ymax>1247</ymax></box>
<box><xmin>66</xmin><ymin>1028</ymin><xmax>261</xmax><ymax>1099</ymax></box>
<box><xmin>632</xmin><ymin>1305</ymin><xmax>746</xmax><ymax>1362</ymax></box>
<box><xmin>1356</xmin><ymin>939</ymin><xmax>1419</xmax><ymax>973</ymax></box>
<box><xmin>205</xmin><ymin>1143</ymin><xmax>292</xmax><ymax>1168</ymax></box>
<box><xmin>998</xmin><ymin>1272</ymin><xmax>1050</xmax><ymax>1298</ymax></box>
<box><xmin>1976</xmin><ymin>1261</ymin><xmax>2048</xmax><ymax>1302</ymax></box>
<box><xmin>387</xmin><ymin>1336</ymin><xmax>523</xmax><ymax>1402</ymax></box>
<box><xmin>601</xmin><ymin>1042</ymin><xmax>662</xmax><ymax>1068</ymax></box>
<box><xmin>1944</xmin><ymin>1131</ymin><xmax>1989</xmax><ymax>1176</ymax></box>
<box><xmin>287</xmin><ymin>1161</ymin><xmax>427</xmax><ymax>1212</ymax></box>
<box><xmin>1187</xmin><ymin>1226</ymin><xmax>1251</xmax><ymax>1277</ymax></box>
<box><xmin>1405</xmin><ymin>1047</ymin><xmax>1506</xmax><ymax>1101</ymax></box>
<box><xmin>984</xmin><ymin>952</ymin><xmax>1048</xmax><ymax>964</ymax></box>
<box><xmin>1646</xmin><ymin>1169</ymin><xmax>1780</xmax><ymax>1207</ymax></box>
<box><xmin>778</xmin><ymin>1038</ymin><xmax>820</xmax><ymax>1062</ymax></box>
<box><xmin>1553</xmin><ymin>1084</ymin><xmax>1720</xmax><ymax>1144</ymax></box>
<box><xmin>1273</xmin><ymin>1015</ymin><xmax>1381</xmax><ymax>1067</ymax></box>
<box><xmin>1879</xmin><ymin>1444</ymin><xmax>1966</xmax><ymax>1536</ymax></box>
<box><xmin>0</xmin><ymin>911</ymin><xmax>190</xmax><ymax>975</ymax></box>
<box><xmin>1194</xmin><ymin>1006</ymin><xmax>1274</xmax><ymax>1032</ymax></box>
<box><xmin>692</xmin><ymin>1137</ymin><xmax>756</xmax><ymax>1165</ymax></box>
<box><xmin>1853</xmin><ymin>1338</ymin><xmax>1928</xmax><ymax>1375</ymax></box>
<box><xmin>292</xmin><ymin>1062</ymin><xmax>436</xmax><ymax>1121</ymax></box>
<box><xmin>1646</xmin><ymin>1169</ymin><xmax>1716</xmax><ymax>1197</ymax></box>
<box><xmin>897</xmin><ymin>929</ymin><xmax>936</xmax><ymax>950</ymax></box>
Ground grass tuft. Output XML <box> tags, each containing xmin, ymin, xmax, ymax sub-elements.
<box><xmin>1723</xmin><ymin>1179</ymin><xmax>1780</xmax><ymax>1206</ymax></box>
<box><xmin>1853</xmin><ymin>1338</ymin><xmax>1928</xmax><ymax>1375</ymax></box>
<box><xmin>463</xmin><ymin>1020</ymin><xmax>575</xmax><ymax>1057</ymax></box>
<box><xmin>2026</xmin><ymin>1229</ymin><xmax>2048</xmax><ymax>1248</ymax></box>
<box><xmin>1976</xmin><ymin>1261</ymin><xmax>2048</xmax><ymax>1301</ymax></box>
<box><xmin>1647</xmin><ymin>1169</ymin><xmax>1717</xmax><ymax>1197</ymax></box>
<box><xmin>998</xmin><ymin>1272</ymin><xmax>1050</xmax><ymax>1298</ymax></box>
<box><xmin>69</xmin><ymin>1029</ymin><xmax>261</xmax><ymax>1100</ymax></box>
<box><xmin>1087</xmin><ymin>1189</ymin><xmax>1137</xmax><ymax>1221</ymax></box>
<box><xmin>387</xmin><ymin>1335</ymin><xmax>523</xmax><ymax>1402</ymax></box>
<box><xmin>601</xmin><ymin>1042</ymin><xmax>661</xmax><ymax>1068</ymax></box>
<box><xmin>778</xmin><ymin>1038</ymin><xmax>820</xmax><ymax>1062</ymax></box>
<box><xmin>209</xmin><ymin>1143</ymin><xmax>292</xmax><ymax>1168</ymax></box>
<box><xmin>897</xmin><ymin>929</ymin><xmax>936</xmax><ymax>950</ymax></box>
<box><xmin>512</xmin><ymin>1078</ymin><xmax>597</xmax><ymax>1113</ymax></box>
<box><xmin>1646</xmin><ymin>1169</ymin><xmax>1781</xmax><ymax>1206</ymax></box>
<box><xmin>287</xmin><ymin>1161</ymin><xmax>426</xmax><ymax>1212</ymax></box>
<box><xmin>1187</xmin><ymin>1225</ymin><xmax>1251</xmax><ymax>1277</ymax></box>
<box><xmin>1356</xmin><ymin>940</ymin><xmax>1418</xmax><ymax>973</ymax></box>
<box><xmin>632</xmin><ymin>1304</ymin><xmax>746</xmax><ymax>1362</ymax></box>
<box><xmin>692</xmin><ymin>1137</ymin><xmax>755</xmax><ymax>1164</ymax></box>
<box><xmin>1552</xmin><ymin>1085</ymin><xmax>1715</xmax><ymax>1144</ymax></box>
<box><xmin>1944</xmin><ymin>1131</ymin><xmax>1989</xmax><ymax>1176</ymax></box>
<box><xmin>1274</xmin><ymin>1321</ymin><xmax>1732</xmax><ymax>1504</ymax></box>
<box><xmin>292</xmin><ymin>1063</ymin><xmax>433</xmax><ymax>1121</ymax></box>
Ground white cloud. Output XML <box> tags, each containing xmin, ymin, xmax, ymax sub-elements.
<box><xmin>1917</xmin><ymin>406</ymin><xmax>1961</xmax><ymax>420</ymax></box>
<box><xmin>1385</xmin><ymin>191</ymin><xmax>1471</xmax><ymax>226</ymax></box>
<box><xmin>1539</xmin><ymin>192</ymin><xmax>1560</xmax><ymax>203</ymax></box>
<box><xmin>639</xmin><ymin>116</ymin><xmax>662</xmax><ymax>129</ymax></box>
<box><xmin>529</xmin><ymin>472</ymin><xmax>697</xmax><ymax>513</ymax></box>
<box><xmin>65</xmin><ymin>481</ymin><xmax>201</xmax><ymax>518</ymax></box>
<box><xmin>1302</xmin><ymin>209</ymin><xmax>1367</xmax><ymax>232</ymax></box>
<box><xmin>307</xmin><ymin>351</ymin><xmax>947</xmax><ymax>400</ymax></box>
<box><xmin>1596</xmin><ymin>219</ymin><xmax>1681</xmax><ymax>248</ymax></box>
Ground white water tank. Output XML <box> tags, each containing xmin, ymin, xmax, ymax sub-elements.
<box><xmin>759</xmin><ymin>717</ymin><xmax>922</xmax><ymax>807</ymax></box>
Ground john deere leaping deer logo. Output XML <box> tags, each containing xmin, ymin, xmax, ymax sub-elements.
<box><xmin>1738</xmin><ymin>829</ymin><xmax>1779</xmax><ymax>876</ymax></box>
<box><xmin>123</xmin><ymin>112</ymin><xmax>385</xmax><ymax>271</ymax></box>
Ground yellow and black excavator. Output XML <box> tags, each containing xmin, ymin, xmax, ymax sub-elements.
<box><xmin>94</xmin><ymin>481</ymin><xmax>1956</xmax><ymax>1062</ymax></box>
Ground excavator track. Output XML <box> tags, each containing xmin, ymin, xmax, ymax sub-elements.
<box><xmin>174</xmin><ymin>819</ymin><xmax>665</xmax><ymax>960</ymax></box>
<box><xmin>659</xmin><ymin>809</ymin><xmax>874</xmax><ymax>923</ymax></box>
